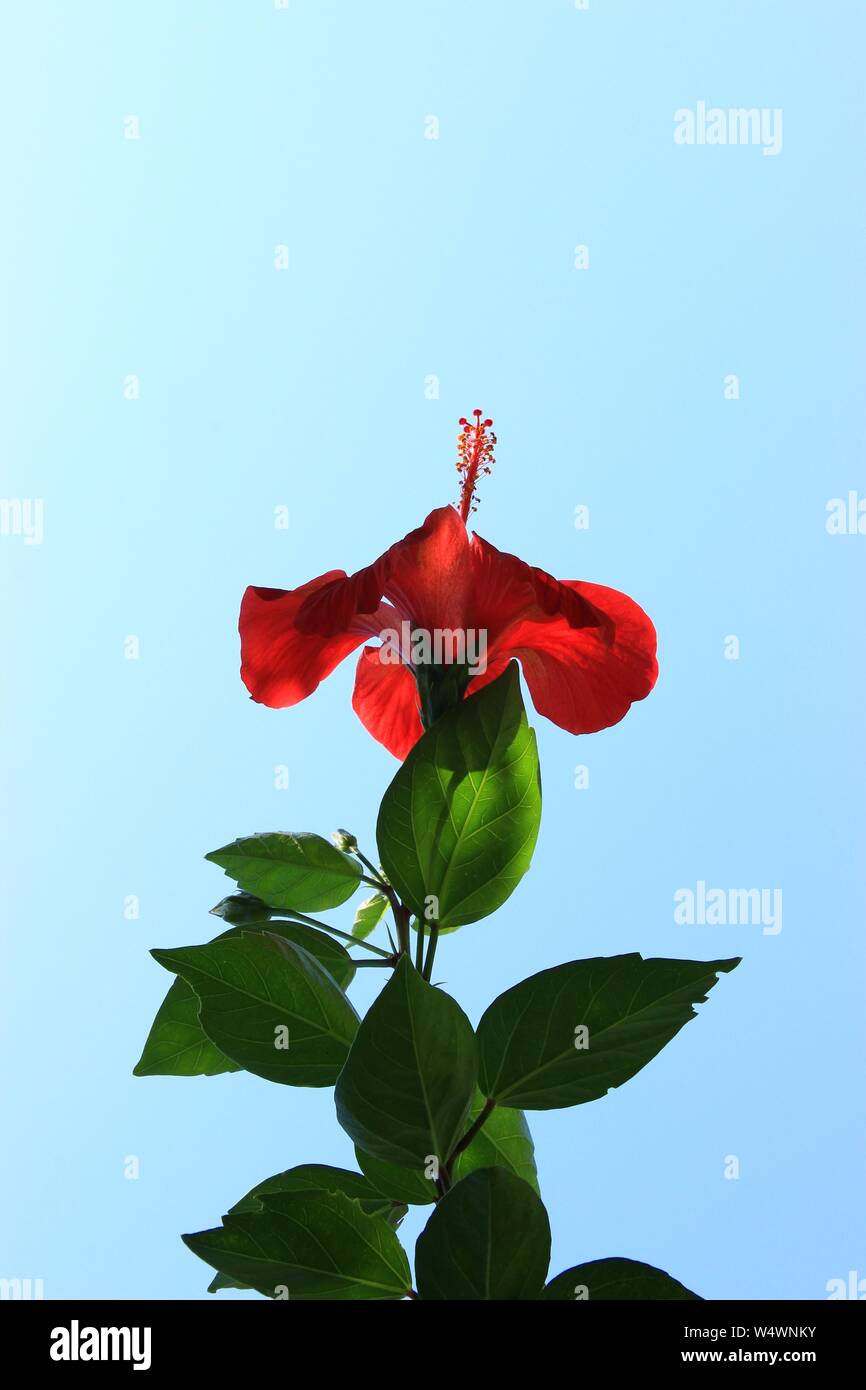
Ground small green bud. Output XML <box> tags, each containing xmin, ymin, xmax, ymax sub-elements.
<box><xmin>209</xmin><ymin>892</ymin><xmax>273</xmax><ymax>925</ymax></box>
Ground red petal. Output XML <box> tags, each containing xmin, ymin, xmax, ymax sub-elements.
<box><xmin>239</xmin><ymin>572</ymin><xmax>369</xmax><ymax>707</ymax></box>
<box><xmin>473</xmin><ymin>580</ymin><xmax>657</xmax><ymax>735</ymax></box>
<box><xmin>297</xmin><ymin>506</ymin><xmax>474</xmax><ymax>638</ymax></box>
<box><xmin>381</xmin><ymin>505</ymin><xmax>474</xmax><ymax>632</ymax></box>
<box><xmin>352</xmin><ymin>645</ymin><xmax>424</xmax><ymax>759</ymax></box>
<box><xmin>470</xmin><ymin>533</ymin><xmax>612</xmax><ymax>640</ymax></box>
<box><xmin>294</xmin><ymin>559</ymin><xmax>388</xmax><ymax>637</ymax></box>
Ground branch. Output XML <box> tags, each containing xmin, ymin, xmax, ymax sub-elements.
<box><xmin>444</xmin><ymin>1097</ymin><xmax>497</xmax><ymax>1173</ymax></box>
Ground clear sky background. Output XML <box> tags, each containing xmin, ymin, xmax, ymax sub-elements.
<box><xmin>2</xmin><ymin>0</ymin><xmax>864</xmax><ymax>1300</ymax></box>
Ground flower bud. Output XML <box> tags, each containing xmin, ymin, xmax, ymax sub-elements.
<box><xmin>209</xmin><ymin>892</ymin><xmax>273</xmax><ymax>925</ymax></box>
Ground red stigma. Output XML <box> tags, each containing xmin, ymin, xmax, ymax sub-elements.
<box><xmin>456</xmin><ymin>409</ymin><xmax>496</xmax><ymax>523</ymax></box>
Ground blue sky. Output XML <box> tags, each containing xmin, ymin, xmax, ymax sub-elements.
<box><xmin>2</xmin><ymin>0</ymin><xmax>864</xmax><ymax>1299</ymax></box>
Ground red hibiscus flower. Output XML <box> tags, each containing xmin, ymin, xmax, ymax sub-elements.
<box><xmin>239</xmin><ymin>412</ymin><xmax>658</xmax><ymax>759</ymax></box>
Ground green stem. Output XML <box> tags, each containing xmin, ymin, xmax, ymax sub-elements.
<box><xmin>422</xmin><ymin>923</ymin><xmax>440</xmax><ymax>981</ymax></box>
<box><xmin>414</xmin><ymin>919</ymin><xmax>425</xmax><ymax>972</ymax></box>
<box><xmin>445</xmin><ymin>1097</ymin><xmax>497</xmax><ymax>1173</ymax></box>
<box><xmin>353</xmin><ymin>849</ymin><xmax>385</xmax><ymax>884</ymax></box>
<box><xmin>352</xmin><ymin>849</ymin><xmax>410</xmax><ymax>958</ymax></box>
<box><xmin>394</xmin><ymin>903</ymin><xmax>411</xmax><ymax>957</ymax></box>
<box><xmin>270</xmin><ymin>916</ymin><xmax>391</xmax><ymax>959</ymax></box>
<box><xmin>350</xmin><ymin>957</ymin><xmax>395</xmax><ymax>969</ymax></box>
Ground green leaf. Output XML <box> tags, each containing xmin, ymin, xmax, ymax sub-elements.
<box><xmin>261</xmin><ymin>919</ymin><xmax>356</xmax><ymax>991</ymax></box>
<box><xmin>335</xmin><ymin>957</ymin><xmax>477</xmax><ymax>1170</ymax></box>
<box><xmin>541</xmin><ymin>1258</ymin><xmax>701</xmax><ymax>1301</ymax></box>
<box><xmin>185</xmin><ymin>1189</ymin><xmax>412</xmax><ymax>1301</ymax></box>
<box><xmin>452</xmin><ymin>1091</ymin><xmax>539</xmax><ymax>1193</ymax></box>
<box><xmin>352</xmin><ymin>892</ymin><xmax>389</xmax><ymax>941</ymax></box>
<box><xmin>206</xmin><ymin>1164</ymin><xmax>406</xmax><ymax>1292</ymax></box>
<box><xmin>151</xmin><ymin>932</ymin><xmax>359</xmax><ymax>1086</ymax></box>
<box><xmin>134</xmin><ymin>919</ymin><xmax>355</xmax><ymax>1078</ymax></box>
<box><xmin>376</xmin><ymin>663</ymin><xmax>541</xmax><ymax>930</ymax></box>
<box><xmin>477</xmin><ymin>954</ymin><xmax>740</xmax><ymax>1110</ymax></box>
<box><xmin>415</xmin><ymin>1169</ymin><xmax>551</xmax><ymax>1300</ymax></box>
<box><xmin>206</xmin><ymin>1271</ymin><xmax>247</xmax><ymax>1294</ymax></box>
<box><xmin>205</xmin><ymin>832</ymin><xmax>361</xmax><ymax>912</ymax></box>
<box><xmin>354</xmin><ymin>1147</ymin><xmax>437</xmax><ymax>1206</ymax></box>
<box><xmin>133</xmin><ymin>976</ymin><xmax>240</xmax><ymax>1078</ymax></box>
<box><xmin>356</xmin><ymin>1090</ymin><xmax>539</xmax><ymax>1202</ymax></box>
<box><xmin>227</xmin><ymin>1164</ymin><xmax>400</xmax><ymax>1220</ymax></box>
